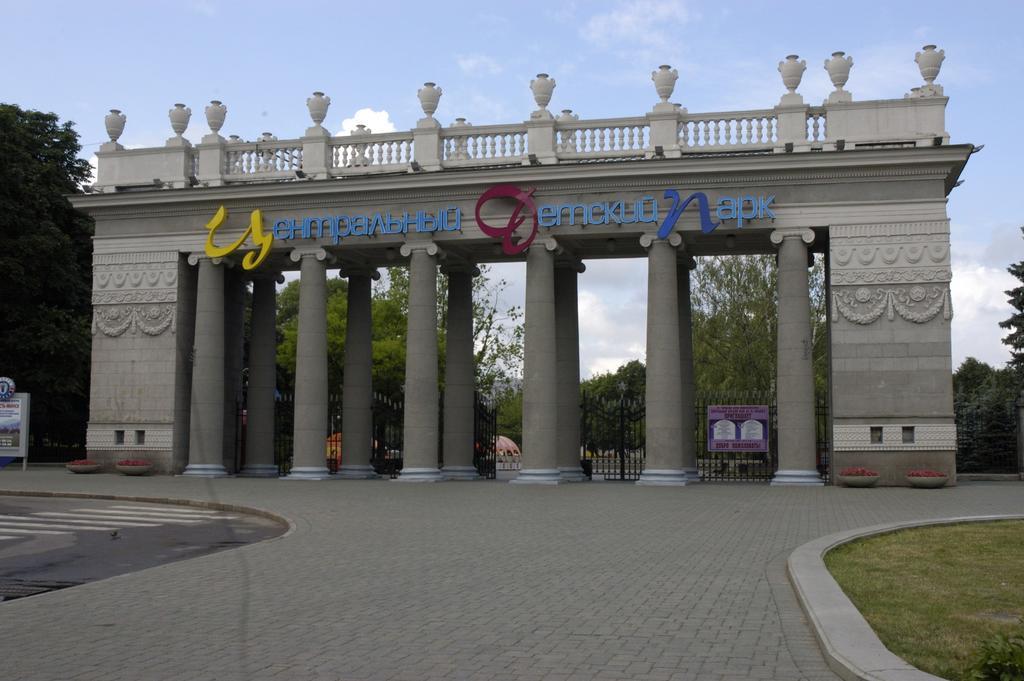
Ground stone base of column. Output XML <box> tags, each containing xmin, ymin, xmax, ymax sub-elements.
<box><xmin>636</xmin><ymin>469</ymin><xmax>689</xmax><ymax>486</ymax></box>
<box><xmin>284</xmin><ymin>466</ymin><xmax>334</xmax><ymax>480</ymax></box>
<box><xmin>336</xmin><ymin>465</ymin><xmax>380</xmax><ymax>480</ymax></box>
<box><xmin>441</xmin><ymin>466</ymin><xmax>481</xmax><ymax>481</ymax></box>
<box><xmin>237</xmin><ymin>464</ymin><xmax>279</xmax><ymax>478</ymax></box>
<box><xmin>770</xmin><ymin>469</ymin><xmax>824</xmax><ymax>486</ymax></box>
<box><xmin>558</xmin><ymin>467</ymin><xmax>588</xmax><ymax>482</ymax></box>
<box><xmin>684</xmin><ymin>467</ymin><xmax>700</xmax><ymax>483</ymax></box>
<box><xmin>509</xmin><ymin>469</ymin><xmax>562</xmax><ymax>485</ymax></box>
<box><xmin>394</xmin><ymin>467</ymin><xmax>443</xmax><ymax>482</ymax></box>
<box><xmin>180</xmin><ymin>464</ymin><xmax>231</xmax><ymax>478</ymax></box>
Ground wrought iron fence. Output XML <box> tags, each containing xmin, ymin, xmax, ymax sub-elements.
<box><xmin>371</xmin><ymin>392</ymin><xmax>404</xmax><ymax>478</ymax></box>
<box><xmin>473</xmin><ymin>392</ymin><xmax>498</xmax><ymax>479</ymax></box>
<box><xmin>955</xmin><ymin>396</ymin><xmax>1019</xmax><ymax>474</ymax></box>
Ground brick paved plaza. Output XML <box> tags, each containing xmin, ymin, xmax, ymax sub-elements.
<box><xmin>1</xmin><ymin>472</ymin><xmax>1021</xmax><ymax>681</ymax></box>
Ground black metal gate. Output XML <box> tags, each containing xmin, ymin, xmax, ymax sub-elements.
<box><xmin>580</xmin><ymin>392</ymin><xmax>646</xmax><ymax>480</ymax></box>
<box><xmin>473</xmin><ymin>392</ymin><xmax>498</xmax><ymax>479</ymax></box>
<box><xmin>371</xmin><ymin>392</ymin><xmax>404</xmax><ymax>478</ymax></box>
<box><xmin>695</xmin><ymin>392</ymin><xmax>777</xmax><ymax>482</ymax></box>
<box><xmin>274</xmin><ymin>392</ymin><xmax>294</xmax><ymax>476</ymax></box>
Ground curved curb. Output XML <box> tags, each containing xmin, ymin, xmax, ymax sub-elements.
<box><xmin>0</xmin><ymin>489</ymin><xmax>296</xmax><ymax>538</ymax></box>
<box><xmin>787</xmin><ymin>514</ymin><xmax>1024</xmax><ymax>681</ymax></box>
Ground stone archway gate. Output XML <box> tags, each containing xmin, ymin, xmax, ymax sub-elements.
<box><xmin>74</xmin><ymin>46</ymin><xmax>968</xmax><ymax>486</ymax></box>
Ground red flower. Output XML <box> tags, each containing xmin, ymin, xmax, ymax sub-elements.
<box><xmin>116</xmin><ymin>459</ymin><xmax>152</xmax><ymax>466</ymax></box>
<box><xmin>67</xmin><ymin>459</ymin><xmax>97</xmax><ymax>466</ymax></box>
<box><xmin>906</xmin><ymin>469</ymin><xmax>947</xmax><ymax>477</ymax></box>
<box><xmin>840</xmin><ymin>467</ymin><xmax>879</xmax><ymax>476</ymax></box>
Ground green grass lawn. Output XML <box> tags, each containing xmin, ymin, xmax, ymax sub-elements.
<box><xmin>824</xmin><ymin>520</ymin><xmax>1024</xmax><ymax>681</ymax></box>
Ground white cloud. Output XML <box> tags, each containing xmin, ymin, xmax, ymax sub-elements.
<box><xmin>580</xmin><ymin>0</ymin><xmax>691</xmax><ymax>51</ymax></box>
<box><xmin>336</xmin><ymin>108</ymin><xmax>396</xmax><ymax>136</ymax></box>
<box><xmin>950</xmin><ymin>263</ymin><xmax>1014</xmax><ymax>367</ymax></box>
<box><xmin>457</xmin><ymin>54</ymin><xmax>504</xmax><ymax>76</ymax></box>
<box><xmin>87</xmin><ymin>154</ymin><xmax>98</xmax><ymax>186</ymax></box>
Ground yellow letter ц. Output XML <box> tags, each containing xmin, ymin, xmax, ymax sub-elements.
<box><xmin>203</xmin><ymin>205</ymin><xmax>274</xmax><ymax>270</ymax></box>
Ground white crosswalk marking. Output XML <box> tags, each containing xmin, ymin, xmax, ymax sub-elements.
<box><xmin>87</xmin><ymin>507</ymin><xmax>232</xmax><ymax>520</ymax></box>
<box><xmin>36</xmin><ymin>512</ymin><xmax>205</xmax><ymax>525</ymax></box>
<box><xmin>0</xmin><ymin>520</ymin><xmax>128</xmax><ymax>532</ymax></box>
<box><xmin>0</xmin><ymin>527</ymin><xmax>70</xmax><ymax>535</ymax></box>
<box><xmin>109</xmin><ymin>505</ymin><xmax>224</xmax><ymax>516</ymax></box>
<box><xmin>3</xmin><ymin>514</ymin><xmax>162</xmax><ymax>528</ymax></box>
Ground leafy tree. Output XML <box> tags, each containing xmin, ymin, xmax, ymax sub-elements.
<box><xmin>690</xmin><ymin>254</ymin><xmax>827</xmax><ymax>395</ymax></box>
<box><xmin>999</xmin><ymin>228</ymin><xmax>1024</xmax><ymax>376</ymax></box>
<box><xmin>580</xmin><ymin>359</ymin><xmax>646</xmax><ymax>402</ymax></box>
<box><xmin>952</xmin><ymin>357</ymin><xmax>1019</xmax><ymax>473</ymax></box>
<box><xmin>0</xmin><ymin>104</ymin><xmax>93</xmax><ymax>448</ymax></box>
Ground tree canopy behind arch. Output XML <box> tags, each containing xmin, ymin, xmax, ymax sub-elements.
<box><xmin>0</xmin><ymin>104</ymin><xmax>93</xmax><ymax>447</ymax></box>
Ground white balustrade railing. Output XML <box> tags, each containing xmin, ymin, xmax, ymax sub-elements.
<box><xmin>224</xmin><ymin>140</ymin><xmax>303</xmax><ymax>177</ymax></box>
<box><xmin>679</xmin><ymin>110</ymin><xmax>777</xmax><ymax>151</ymax></box>
<box><xmin>441</xmin><ymin>124</ymin><xmax>528</xmax><ymax>166</ymax></box>
<box><xmin>93</xmin><ymin>47</ymin><xmax>952</xmax><ymax>190</ymax></box>
<box><xmin>807</xmin><ymin>108</ymin><xmax>827</xmax><ymax>143</ymax></box>
<box><xmin>556</xmin><ymin>117</ymin><xmax>648</xmax><ymax>159</ymax></box>
<box><xmin>330</xmin><ymin>132</ymin><xmax>415</xmax><ymax>173</ymax></box>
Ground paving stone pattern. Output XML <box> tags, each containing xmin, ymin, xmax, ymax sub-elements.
<box><xmin>1</xmin><ymin>471</ymin><xmax>1022</xmax><ymax>681</ymax></box>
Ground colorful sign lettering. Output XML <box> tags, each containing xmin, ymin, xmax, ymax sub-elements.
<box><xmin>707</xmin><ymin>405</ymin><xmax>769</xmax><ymax>452</ymax></box>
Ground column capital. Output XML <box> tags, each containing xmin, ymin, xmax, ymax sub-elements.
<box><xmin>289</xmin><ymin>246</ymin><xmax>333</xmax><ymax>263</ymax></box>
<box><xmin>338</xmin><ymin>264</ymin><xmax>380</xmax><ymax>280</ymax></box>
<box><xmin>399</xmin><ymin>241</ymin><xmax>444</xmax><ymax>258</ymax></box>
<box><xmin>639</xmin><ymin>233</ymin><xmax>682</xmax><ymax>249</ymax></box>
<box><xmin>770</xmin><ymin>228</ymin><xmax>814</xmax><ymax>246</ymax></box>
<box><xmin>187</xmin><ymin>253</ymin><xmax>230</xmax><ymax>267</ymax></box>
<box><xmin>243</xmin><ymin>269</ymin><xmax>285</xmax><ymax>284</ymax></box>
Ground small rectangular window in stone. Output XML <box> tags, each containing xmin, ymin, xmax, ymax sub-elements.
<box><xmin>135</xmin><ymin>430</ymin><xmax>146</xmax><ymax>445</ymax></box>
<box><xmin>902</xmin><ymin>426</ymin><xmax>915</xmax><ymax>444</ymax></box>
<box><xmin>870</xmin><ymin>426</ymin><xmax>883</xmax><ymax>444</ymax></box>
<box><xmin>115</xmin><ymin>430</ymin><xmax>125</xmax><ymax>445</ymax></box>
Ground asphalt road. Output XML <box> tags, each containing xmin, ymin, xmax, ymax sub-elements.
<box><xmin>0</xmin><ymin>496</ymin><xmax>285</xmax><ymax>601</ymax></box>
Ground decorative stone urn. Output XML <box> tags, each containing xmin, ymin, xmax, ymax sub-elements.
<box><xmin>350</xmin><ymin>123</ymin><xmax>371</xmax><ymax>135</ymax></box>
<box><xmin>906</xmin><ymin>473</ymin><xmax>948</xmax><ymax>489</ymax></box>
<box><xmin>651</xmin><ymin>65</ymin><xmax>678</xmax><ymax>102</ymax></box>
<box><xmin>778</xmin><ymin>55</ymin><xmax>806</xmax><ymax>94</ymax></box>
<box><xmin>838</xmin><ymin>474</ymin><xmax>880</xmax><ymax>488</ymax></box>
<box><xmin>227</xmin><ymin>134</ymin><xmax>243</xmax><ymax>143</ymax></box>
<box><xmin>116</xmin><ymin>462</ymin><xmax>153</xmax><ymax>476</ymax></box>
<box><xmin>530</xmin><ymin>73</ymin><xmax>556</xmax><ymax>110</ymax></box>
<box><xmin>104</xmin><ymin>109</ymin><xmax>126</xmax><ymax>143</ymax></box>
<box><xmin>557</xmin><ymin>109</ymin><xmax>579</xmax><ymax>122</ymax></box>
<box><xmin>66</xmin><ymin>462</ymin><xmax>101</xmax><ymax>474</ymax></box>
<box><xmin>259</xmin><ymin>131</ymin><xmax>276</xmax><ymax>142</ymax></box>
<box><xmin>306</xmin><ymin>91</ymin><xmax>331</xmax><ymax>126</ymax></box>
<box><xmin>824</xmin><ymin>52</ymin><xmax>853</xmax><ymax>93</ymax></box>
<box><xmin>168</xmin><ymin>103</ymin><xmax>191</xmax><ymax>138</ymax></box>
<box><xmin>204</xmin><ymin>100</ymin><xmax>227</xmax><ymax>135</ymax></box>
<box><xmin>915</xmin><ymin>45</ymin><xmax>945</xmax><ymax>84</ymax></box>
<box><xmin>417</xmin><ymin>82</ymin><xmax>442</xmax><ymax>118</ymax></box>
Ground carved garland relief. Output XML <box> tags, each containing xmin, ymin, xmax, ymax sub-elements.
<box><xmin>92</xmin><ymin>252</ymin><xmax>178</xmax><ymax>338</ymax></box>
<box><xmin>830</xmin><ymin>225</ymin><xmax>952</xmax><ymax>326</ymax></box>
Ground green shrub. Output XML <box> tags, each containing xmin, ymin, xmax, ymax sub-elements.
<box><xmin>967</xmin><ymin>628</ymin><xmax>1024</xmax><ymax>680</ymax></box>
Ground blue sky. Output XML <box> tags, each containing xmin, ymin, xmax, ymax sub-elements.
<box><xmin>6</xmin><ymin>0</ymin><xmax>1023</xmax><ymax>376</ymax></box>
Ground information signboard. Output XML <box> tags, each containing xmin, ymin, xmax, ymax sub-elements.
<box><xmin>707</xmin><ymin>405</ymin><xmax>769</xmax><ymax>452</ymax></box>
<box><xmin>0</xmin><ymin>393</ymin><xmax>31</xmax><ymax>470</ymax></box>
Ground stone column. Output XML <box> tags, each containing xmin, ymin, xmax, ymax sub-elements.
<box><xmin>286</xmin><ymin>248</ymin><xmax>332</xmax><ymax>480</ymax></box>
<box><xmin>771</xmin><ymin>229</ymin><xmax>823</xmax><ymax>485</ymax></box>
<box><xmin>512</xmin><ymin>240</ymin><xmax>560</xmax><ymax>484</ymax></box>
<box><xmin>222</xmin><ymin>269</ymin><xmax>246</xmax><ymax>473</ymax></box>
<box><xmin>678</xmin><ymin>255</ymin><xmax>699</xmax><ymax>482</ymax></box>
<box><xmin>556</xmin><ymin>262</ymin><xmax>586</xmax><ymax>482</ymax></box>
<box><xmin>338</xmin><ymin>266</ymin><xmax>379</xmax><ymax>479</ymax></box>
<box><xmin>240</xmin><ymin>274</ymin><xmax>280</xmax><ymax>477</ymax></box>
<box><xmin>441</xmin><ymin>265</ymin><xmax>480</xmax><ymax>480</ymax></box>
<box><xmin>638</xmin><ymin>234</ymin><xmax>688</xmax><ymax>485</ymax></box>
<box><xmin>396</xmin><ymin>243</ymin><xmax>443</xmax><ymax>481</ymax></box>
<box><xmin>183</xmin><ymin>256</ymin><xmax>229</xmax><ymax>476</ymax></box>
